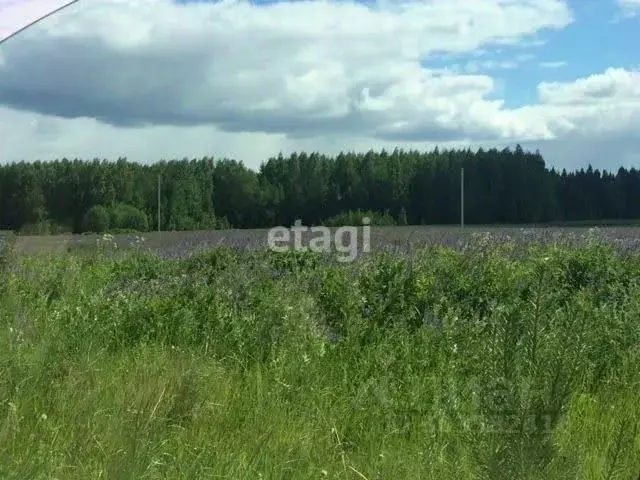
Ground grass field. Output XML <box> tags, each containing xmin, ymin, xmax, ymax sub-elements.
<box><xmin>1</xmin><ymin>228</ymin><xmax>640</xmax><ymax>478</ymax></box>
<box><xmin>10</xmin><ymin>224</ymin><xmax>640</xmax><ymax>257</ymax></box>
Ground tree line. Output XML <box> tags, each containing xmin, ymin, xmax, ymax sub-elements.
<box><xmin>1</xmin><ymin>144</ymin><xmax>639</xmax><ymax>234</ymax></box>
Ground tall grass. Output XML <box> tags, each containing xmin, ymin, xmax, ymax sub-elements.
<box><xmin>1</xmin><ymin>239</ymin><xmax>639</xmax><ymax>479</ymax></box>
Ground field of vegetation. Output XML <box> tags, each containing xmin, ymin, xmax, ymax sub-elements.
<box><xmin>11</xmin><ymin>224</ymin><xmax>640</xmax><ymax>258</ymax></box>
<box><xmin>1</xmin><ymin>229</ymin><xmax>639</xmax><ymax>479</ymax></box>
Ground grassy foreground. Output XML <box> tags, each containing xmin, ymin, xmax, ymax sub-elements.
<box><xmin>1</xmin><ymin>237</ymin><xmax>639</xmax><ymax>479</ymax></box>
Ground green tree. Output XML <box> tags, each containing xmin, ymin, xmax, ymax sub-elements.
<box><xmin>109</xmin><ymin>204</ymin><xmax>148</xmax><ymax>232</ymax></box>
<box><xmin>82</xmin><ymin>205</ymin><xmax>111</xmax><ymax>233</ymax></box>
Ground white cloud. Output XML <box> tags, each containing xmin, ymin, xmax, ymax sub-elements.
<box><xmin>539</xmin><ymin>60</ymin><xmax>566</xmax><ymax>68</ymax></box>
<box><xmin>618</xmin><ymin>0</ymin><xmax>640</xmax><ymax>15</ymax></box>
<box><xmin>0</xmin><ymin>0</ymin><xmax>638</xmax><ymax>171</ymax></box>
<box><xmin>463</xmin><ymin>59</ymin><xmax>520</xmax><ymax>73</ymax></box>
<box><xmin>538</xmin><ymin>68</ymin><xmax>640</xmax><ymax>104</ymax></box>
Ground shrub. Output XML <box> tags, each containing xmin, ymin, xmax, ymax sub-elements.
<box><xmin>82</xmin><ymin>205</ymin><xmax>110</xmax><ymax>233</ymax></box>
<box><xmin>109</xmin><ymin>203</ymin><xmax>148</xmax><ymax>232</ymax></box>
<box><xmin>17</xmin><ymin>220</ymin><xmax>72</xmax><ymax>236</ymax></box>
<box><xmin>398</xmin><ymin>206</ymin><xmax>408</xmax><ymax>226</ymax></box>
<box><xmin>323</xmin><ymin>209</ymin><xmax>397</xmax><ymax>227</ymax></box>
<box><xmin>214</xmin><ymin>216</ymin><xmax>231</xmax><ymax>230</ymax></box>
<box><xmin>0</xmin><ymin>231</ymin><xmax>16</xmax><ymax>267</ymax></box>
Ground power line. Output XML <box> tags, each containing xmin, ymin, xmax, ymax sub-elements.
<box><xmin>0</xmin><ymin>0</ymin><xmax>81</xmax><ymax>46</ymax></box>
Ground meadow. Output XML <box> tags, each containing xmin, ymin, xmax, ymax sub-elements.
<box><xmin>1</xmin><ymin>227</ymin><xmax>640</xmax><ymax>479</ymax></box>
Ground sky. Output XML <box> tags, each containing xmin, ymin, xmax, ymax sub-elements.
<box><xmin>0</xmin><ymin>0</ymin><xmax>639</xmax><ymax>171</ymax></box>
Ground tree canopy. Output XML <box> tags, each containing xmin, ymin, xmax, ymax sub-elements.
<box><xmin>1</xmin><ymin>146</ymin><xmax>638</xmax><ymax>233</ymax></box>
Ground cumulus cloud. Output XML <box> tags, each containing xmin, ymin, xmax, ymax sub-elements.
<box><xmin>0</xmin><ymin>0</ymin><xmax>638</xmax><ymax>171</ymax></box>
<box><xmin>532</xmin><ymin>68</ymin><xmax>640</xmax><ymax>136</ymax></box>
<box><xmin>0</xmin><ymin>0</ymin><xmax>572</xmax><ymax>137</ymax></box>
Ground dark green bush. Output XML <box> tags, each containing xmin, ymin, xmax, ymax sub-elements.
<box><xmin>82</xmin><ymin>205</ymin><xmax>111</xmax><ymax>233</ymax></box>
<box><xmin>109</xmin><ymin>203</ymin><xmax>148</xmax><ymax>232</ymax></box>
<box><xmin>323</xmin><ymin>209</ymin><xmax>396</xmax><ymax>227</ymax></box>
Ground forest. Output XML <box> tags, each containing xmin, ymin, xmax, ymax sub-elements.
<box><xmin>1</xmin><ymin>144</ymin><xmax>638</xmax><ymax>233</ymax></box>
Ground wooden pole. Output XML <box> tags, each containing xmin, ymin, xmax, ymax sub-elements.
<box><xmin>461</xmin><ymin>167</ymin><xmax>464</xmax><ymax>230</ymax></box>
<box><xmin>157</xmin><ymin>174</ymin><xmax>161</xmax><ymax>233</ymax></box>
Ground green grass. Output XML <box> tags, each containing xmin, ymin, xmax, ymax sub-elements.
<box><xmin>1</xmin><ymin>238</ymin><xmax>639</xmax><ymax>479</ymax></box>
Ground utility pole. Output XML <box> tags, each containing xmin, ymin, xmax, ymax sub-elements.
<box><xmin>157</xmin><ymin>174</ymin><xmax>161</xmax><ymax>233</ymax></box>
<box><xmin>460</xmin><ymin>167</ymin><xmax>464</xmax><ymax>230</ymax></box>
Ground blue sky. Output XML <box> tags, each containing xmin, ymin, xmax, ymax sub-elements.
<box><xmin>0</xmin><ymin>0</ymin><xmax>639</xmax><ymax>170</ymax></box>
